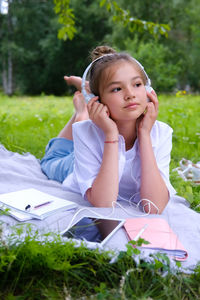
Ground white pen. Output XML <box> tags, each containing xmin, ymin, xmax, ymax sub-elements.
<box><xmin>134</xmin><ymin>224</ymin><xmax>148</xmax><ymax>241</ymax></box>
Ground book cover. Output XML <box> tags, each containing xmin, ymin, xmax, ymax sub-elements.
<box><xmin>124</xmin><ymin>217</ymin><xmax>188</xmax><ymax>261</ymax></box>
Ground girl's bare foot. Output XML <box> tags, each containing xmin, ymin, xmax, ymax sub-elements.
<box><xmin>64</xmin><ymin>75</ymin><xmax>90</xmax><ymax>93</ymax></box>
<box><xmin>64</xmin><ymin>76</ymin><xmax>82</xmax><ymax>91</ymax></box>
<box><xmin>73</xmin><ymin>91</ymin><xmax>89</xmax><ymax>121</ymax></box>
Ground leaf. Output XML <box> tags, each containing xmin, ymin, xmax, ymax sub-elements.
<box><xmin>53</xmin><ymin>0</ymin><xmax>170</xmax><ymax>40</ymax></box>
<box><xmin>53</xmin><ymin>0</ymin><xmax>77</xmax><ymax>41</ymax></box>
<box><xmin>101</xmin><ymin>0</ymin><xmax>170</xmax><ymax>38</ymax></box>
<box><xmin>100</xmin><ymin>0</ymin><xmax>107</xmax><ymax>8</ymax></box>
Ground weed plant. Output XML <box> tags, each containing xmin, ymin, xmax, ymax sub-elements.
<box><xmin>0</xmin><ymin>93</ymin><xmax>200</xmax><ymax>299</ymax></box>
<box><xmin>1</xmin><ymin>222</ymin><xmax>200</xmax><ymax>299</ymax></box>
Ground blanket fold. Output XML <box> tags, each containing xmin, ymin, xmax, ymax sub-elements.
<box><xmin>0</xmin><ymin>144</ymin><xmax>200</xmax><ymax>271</ymax></box>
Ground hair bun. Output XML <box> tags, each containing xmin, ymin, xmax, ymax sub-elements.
<box><xmin>90</xmin><ymin>45</ymin><xmax>116</xmax><ymax>61</ymax></box>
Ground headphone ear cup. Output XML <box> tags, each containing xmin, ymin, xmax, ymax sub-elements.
<box><xmin>84</xmin><ymin>93</ymin><xmax>96</xmax><ymax>103</ymax></box>
<box><xmin>145</xmin><ymin>85</ymin><xmax>153</xmax><ymax>102</ymax></box>
<box><xmin>145</xmin><ymin>85</ymin><xmax>153</xmax><ymax>93</ymax></box>
<box><xmin>81</xmin><ymin>83</ymin><xmax>96</xmax><ymax>103</ymax></box>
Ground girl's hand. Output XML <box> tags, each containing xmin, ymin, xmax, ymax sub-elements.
<box><xmin>137</xmin><ymin>89</ymin><xmax>159</xmax><ymax>137</ymax></box>
<box><xmin>87</xmin><ymin>97</ymin><xmax>118</xmax><ymax>137</ymax></box>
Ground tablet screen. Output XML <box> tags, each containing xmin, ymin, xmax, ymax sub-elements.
<box><xmin>62</xmin><ymin>217</ymin><xmax>124</xmax><ymax>245</ymax></box>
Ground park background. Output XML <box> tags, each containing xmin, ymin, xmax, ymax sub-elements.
<box><xmin>1</xmin><ymin>0</ymin><xmax>200</xmax><ymax>96</ymax></box>
<box><xmin>0</xmin><ymin>0</ymin><xmax>200</xmax><ymax>299</ymax></box>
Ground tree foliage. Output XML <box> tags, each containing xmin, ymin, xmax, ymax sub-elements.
<box><xmin>53</xmin><ymin>0</ymin><xmax>170</xmax><ymax>41</ymax></box>
<box><xmin>0</xmin><ymin>0</ymin><xmax>200</xmax><ymax>95</ymax></box>
<box><xmin>53</xmin><ymin>0</ymin><xmax>76</xmax><ymax>40</ymax></box>
<box><xmin>99</xmin><ymin>0</ymin><xmax>170</xmax><ymax>38</ymax></box>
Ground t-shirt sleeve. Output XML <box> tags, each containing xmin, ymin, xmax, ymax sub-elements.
<box><xmin>153</xmin><ymin>122</ymin><xmax>176</xmax><ymax>197</ymax></box>
<box><xmin>72</xmin><ymin>121</ymin><xmax>103</xmax><ymax>199</ymax></box>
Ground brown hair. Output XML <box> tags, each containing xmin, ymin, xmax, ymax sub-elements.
<box><xmin>89</xmin><ymin>46</ymin><xmax>148</xmax><ymax>97</ymax></box>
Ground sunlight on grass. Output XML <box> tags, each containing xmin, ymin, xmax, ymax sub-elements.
<box><xmin>1</xmin><ymin>93</ymin><xmax>199</xmax><ymax>160</ymax></box>
<box><xmin>0</xmin><ymin>92</ymin><xmax>199</xmax><ymax>207</ymax></box>
<box><xmin>0</xmin><ymin>93</ymin><xmax>200</xmax><ymax>299</ymax></box>
<box><xmin>0</xmin><ymin>94</ymin><xmax>74</xmax><ymax>158</ymax></box>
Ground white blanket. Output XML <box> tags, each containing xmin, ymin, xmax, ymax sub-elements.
<box><xmin>0</xmin><ymin>144</ymin><xmax>200</xmax><ymax>271</ymax></box>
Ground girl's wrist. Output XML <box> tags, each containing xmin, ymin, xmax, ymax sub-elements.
<box><xmin>105</xmin><ymin>132</ymin><xmax>119</xmax><ymax>141</ymax></box>
<box><xmin>104</xmin><ymin>127</ymin><xmax>119</xmax><ymax>140</ymax></box>
<box><xmin>138</xmin><ymin>127</ymin><xmax>151</xmax><ymax>138</ymax></box>
<box><xmin>138</xmin><ymin>131</ymin><xmax>151</xmax><ymax>144</ymax></box>
<box><xmin>104</xmin><ymin>139</ymin><xmax>119</xmax><ymax>144</ymax></box>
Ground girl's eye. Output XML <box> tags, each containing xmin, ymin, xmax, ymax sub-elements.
<box><xmin>112</xmin><ymin>87</ymin><xmax>121</xmax><ymax>92</ymax></box>
<box><xmin>135</xmin><ymin>82</ymin><xmax>142</xmax><ymax>87</ymax></box>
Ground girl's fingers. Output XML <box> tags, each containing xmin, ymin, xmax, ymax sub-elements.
<box><xmin>88</xmin><ymin>100</ymin><xmax>106</xmax><ymax>119</ymax></box>
<box><xmin>88</xmin><ymin>100</ymin><xmax>110</xmax><ymax>122</ymax></box>
<box><xmin>147</xmin><ymin>91</ymin><xmax>158</xmax><ymax>104</ymax></box>
<box><xmin>87</xmin><ymin>96</ymin><xmax>99</xmax><ymax>110</ymax></box>
<box><xmin>88</xmin><ymin>99</ymin><xmax>101</xmax><ymax>113</ymax></box>
<box><xmin>147</xmin><ymin>92</ymin><xmax>159</xmax><ymax>112</ymax></box>
<box><xmin>146</xmin><ymin>102</ymin><xmax>158</xmax><ymax>120</ymax></box>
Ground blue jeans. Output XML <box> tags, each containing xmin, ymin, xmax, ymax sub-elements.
<box><xmin>41</xmin><ymin>138</ymin><xmax>101</xmax><ymax>242</ymax></box>
<box><xmin>40</xmin><ymin>138</ymin><xmax>74</xmax><ymax>183</ymax></box>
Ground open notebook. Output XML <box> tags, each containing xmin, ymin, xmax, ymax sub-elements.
<box><xmin>124</xmin><ymin>218</ymin><xmax>188</xmax><ymax>261</ymax></box>
<box><xmin>0</xmin><ymin>188</ymin><xmax>77</xmax><ymax>221</ymax></box>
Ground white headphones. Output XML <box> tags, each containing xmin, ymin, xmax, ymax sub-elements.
<box><xmin>81</xmin><ymin>54</ymin><xmax>153</xmax><ymax>103</ymax></box>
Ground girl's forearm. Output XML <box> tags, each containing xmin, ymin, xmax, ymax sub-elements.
<box><xmin>86</xmin><ymin>136</ymin><xmax>119</xmax><ymax>207</ymax></box>
<box><xmin>139</xmin><ymin>134</ymin><xmax>169</xmax><ymax>214</ymax></box>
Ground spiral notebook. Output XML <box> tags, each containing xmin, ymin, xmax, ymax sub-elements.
<box><xmin>0</xmin><ymin>188</ymin><xmax>77</xmax><ymax>221</ymax></box>
<box><xmin>124</xmin><ymin>218</ymin><xmax>188</xmax><ymax>261</ymax></box>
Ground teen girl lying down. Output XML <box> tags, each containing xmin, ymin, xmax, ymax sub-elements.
<box><xmin>41</xmin><ymin>45</ymin><xmax>176</xmax><ymax>214</ymax></box>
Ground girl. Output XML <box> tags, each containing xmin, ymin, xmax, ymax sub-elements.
<box><xmin>41</xmin><ymin>46</ymin><xmax>176</xmax><ymax>214</ymax></box>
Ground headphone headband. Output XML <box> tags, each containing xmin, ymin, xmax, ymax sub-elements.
<box><xmin>81</xmin><ymin>53</ymin><xmax>151</xmax><ymax>103</ymax></box>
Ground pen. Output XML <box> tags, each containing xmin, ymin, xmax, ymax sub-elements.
<box><xmin>134</xmin><ymin>224</ymin><xmax>148</xmax><ymax>241</ymax></box>
<box><xmin>25</xmin><ymin>201</ymin><xmax>52</xmax><ymax>211</ymax></box>
<box><xmin>33</xmin><ymin>201</ymin><xmax>52</xmax><ymax>209</ymax></box>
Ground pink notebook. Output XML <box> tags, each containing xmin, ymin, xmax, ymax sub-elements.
<box><xmin>124</xmin><ymin>218</ymin><xmax>188</xmax><ymax>261</ymax></box>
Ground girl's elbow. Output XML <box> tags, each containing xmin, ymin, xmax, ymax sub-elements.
<box><xmin>142</xmin><ymin>198</ymin><xmax>169</xmax><ymax>214</ymax></box>
<box><xmin>86</xmin><ymin>188</ymin><xmax>117</xmax><ymax>207</ymax></box>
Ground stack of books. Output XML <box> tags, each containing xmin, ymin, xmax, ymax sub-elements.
<box><xmin>0</xmin><ymin>188</ymin><xmax>77</xmax><ymax>221</ymax></box>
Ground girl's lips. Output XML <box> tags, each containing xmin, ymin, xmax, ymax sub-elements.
<box><xmin>124</xmin><ymin>103</ymin><xmax>138</xmax><ymax>108</ymax></box>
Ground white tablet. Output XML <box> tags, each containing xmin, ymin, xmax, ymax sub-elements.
<box><xmin>61</xmin><ymin>217</ymin><xmax>125</xmax><ymax>246</ymax></box>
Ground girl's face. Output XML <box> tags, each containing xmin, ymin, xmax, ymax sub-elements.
<box><xmin>99</xmin><ymin>61</ymin><xmax>148</xmax><ymax>123</ymax></box>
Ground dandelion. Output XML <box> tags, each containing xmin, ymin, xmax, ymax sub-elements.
<box><xmin>35</xmin><ymin>114</ymin><xmax>43</xmax><ymax>122</ymax></box>
<box><xmin>176</xmin><ymin>90</ymin><xmax>187</xmax><ymax>97</ymax></box>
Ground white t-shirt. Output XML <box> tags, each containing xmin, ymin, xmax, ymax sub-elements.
<box><xmin>62</xmin><ymin>120</ymin><xmax>176</xmax><ymax>202</ymax></box>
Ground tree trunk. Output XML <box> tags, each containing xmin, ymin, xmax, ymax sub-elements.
<box><xmin>7</xmin><ymin>48</ymin><xmax>13</xmax><ymax>95</ymax></box>
<box><xmin>2</xmin><ymin>49</ymin><xmax>13</xmax><ymax>96</ymax></box>
<box><xmin>2</xmin><ymin>60</ymin><xmax>7</xmax><ymax>93</ymax></box>
<box><xmin>2</xmin><ymin>0</ymin><xmax>14</xmax><ymax>96</ymax></box>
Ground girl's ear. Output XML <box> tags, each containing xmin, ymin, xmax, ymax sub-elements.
<box><xmin>105</xmin><ymin>105</ymin><xmax>111</xmax><ymax>117</ymax></box>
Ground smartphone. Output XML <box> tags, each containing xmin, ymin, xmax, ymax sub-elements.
<box><xmin>61</xmin><ymin>217</ymin><xmax>125</xmax><ymax>246</ymax></box>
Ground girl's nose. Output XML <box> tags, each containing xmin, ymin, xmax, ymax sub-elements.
<box><xmin>124</xmin><ymin>86</ymin><xmax>135</xmax><ymax>100</ymax></box>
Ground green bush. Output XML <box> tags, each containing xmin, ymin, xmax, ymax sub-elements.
<box><xmin>123</xmin><ymin>37</ymin><xmax>181</xmax><ymax>92</ymax></box>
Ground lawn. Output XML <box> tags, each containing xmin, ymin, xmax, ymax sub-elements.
<box><xmin>0</xmin><ymin>92</ymin><xmax>199</xmax><ymax>209</ymax></box>
<box><xmin>0</xmin><ymin>92</ymin><xmax>200</xmax><ymax>299</ymax></box>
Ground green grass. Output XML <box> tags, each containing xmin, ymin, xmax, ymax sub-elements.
<box><xmin>0</xmin><ymin>93</ymin><xmax>74</xmax><ymax>158</ymax></box>
<box><xmin>0</xmin><ymin>92</ymin><xmax>200</xmax><ymax>299</ymax></box>
<box><xmin>0</xmin><ymin>92</ymin><xmax>199</xmax><ymax>209</ymax></box>
<box><xmin>1</xmin><ymin>223</ymin><xmax>200</xmax><ymax>299</ymax></box>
